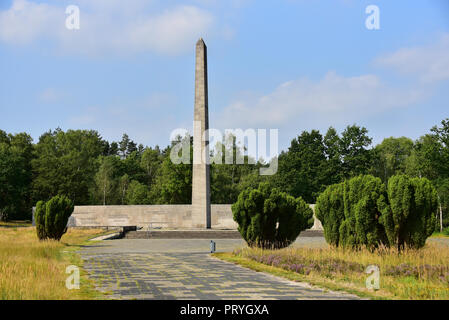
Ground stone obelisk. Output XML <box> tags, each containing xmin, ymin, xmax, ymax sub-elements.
<box><xmin>191</xmin><ymin>38</ymin><xmax>211</xmax><ymax>229</ymax></box>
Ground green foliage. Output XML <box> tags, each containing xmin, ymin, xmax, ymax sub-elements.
<box><xmin>379</xmin><ymin>175</ymin><xmax>437</xmax><ymax>249</ymax></box>
<box><xmin>435</xmin><ymin>178</ymin><xmax>449</xmax><ymax>230</ymax></box>
<box><xmin>0</xmin><ymin>131</ymin><xmax>33</xmax><ymax>220</ymax></box>
<box><xmin>32</xmin><ymin>129</ymin><xmax>105</xmax><ymax>204</ymax></box>
<box><xmin>405</xmin><ymin>134</ymin><xmax>445</xmax><ymax>180</ymax></box>
<box><xmin>274</xmin><ymin>125</ymin><xmax>374</xmax><ymax>204</ymax></box>
<box><xmin>317</xmin><ymin>174</ymin><xmax>438</xmax><ymax>250</ymax></box>
<box><xmin>140</xmin><ymin>147</ymin><xmax>163</xmax><ymax>187</ymax></box>
<box><xmin>315</xmin><ymin>183</ymin><xmax>345</xmax><ymax>247</ymax></box>
<box><xmin>274</xmin><ymin>130</ymin><xmax>327</xmax><ymax>204</ymax></box>
<box><xmin>232</xmin><ymin>183</ymin><xmax>314</xmax><ymax>249</ymax></box>
<box><xmin>150</xmin><ymin>135</ymin><xmax>192</xmax><ymax>204</ymax></box>
<box><xmin>443</xmin><ymin>227</ymin><xmax>449</xmax><ymax>236</ymax></box>
<box><xmin>94</xmin><ymin>156</ymin><xmax>119</xmax><ymax>205</ymax></box>
<box><xmin>340</xmin><ymin>175</ymin><xmax>388</xmax><ymax>248</ymax></box>
<box><xmin>339</xmin><ymin>125</ymin><xmax>374</xmax><ymax>179</ymax></box>
<box><xmin>210</xmin><ymin>134</ymin><xmax>261</xmax><ymax>204</ymax></box>
<box><xmin>35</xmin><ymin>195</ymin><xmax>74</xmax><ymax>241</ymax></box>
<box><xmin>34</xmin><ymin>201</ymin><xmax>46</xmax><ymax>240</ymax></box>
<box><xmin>126</xmin><ymin>180</ymin><xmax>150</xmax><ymax>205</ymax></box>
<box><xmin>373</xmin><ymin>137</ymin><xmax>414</xmax><ymax>182</ymax></box>
<box><xmin>316</xmin><ymin>175</ymin><xmax>388</xmax><ymax>249</ymax></box>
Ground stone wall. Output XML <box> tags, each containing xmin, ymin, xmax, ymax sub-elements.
<box><xmin>63</xmin><ymin>205</ymin><xmax>237</xmax><ymax>230</ymax></box>
<box><xmin>33</xmin><ymin>204</ymin><xmax>323</xmax><ymax>231</ymax></box>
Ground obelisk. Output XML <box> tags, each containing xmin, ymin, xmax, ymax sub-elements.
<box><xmin>191</xmin><ymin>38</ymin><xmax>211</xmax><ymax>229</ymax></box>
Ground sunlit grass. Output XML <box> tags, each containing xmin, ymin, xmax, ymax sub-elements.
<box><xmin>0</xmin><ymin>222</ymin><xmax>106</xmax><ymax>300</ymax></box>
<box><xmin>215</xmin><ymin>240</ymin><xmax>449</xmax><ymax>300</ymax></box>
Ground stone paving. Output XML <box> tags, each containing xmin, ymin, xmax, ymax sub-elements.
<box><xmin>80</xmin><ymin>238</ymin><xmax>360</xmax><ymax>300</ymax></box>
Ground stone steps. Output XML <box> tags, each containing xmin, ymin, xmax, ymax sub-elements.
<box><xmin>123</xmin><ymin>229</ymin><xmax>323</xmax><ymax>239</ymax></box>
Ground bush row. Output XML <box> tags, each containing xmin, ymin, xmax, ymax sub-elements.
<box><xmin>316</xmin><ymin>175</ymin><xmax>437</xmax><ymax>250</ymax></box>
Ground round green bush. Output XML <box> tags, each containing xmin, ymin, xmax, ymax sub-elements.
<box><xmin>232</xmin><ymin>182</ymin><xmax>314</xmax><ymax>249</ymax></box>
<box><xmin>316</xmin><ymin>175</ymin><xmax>387</xmax><ymax>249</ymax></box>
<box><xmin>378</xmin><ymin>175</ymin><xmax>437</xmax><ymax>249</ymax></box>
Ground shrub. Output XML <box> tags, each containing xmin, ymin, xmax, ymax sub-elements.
<box><xmin>340</xmin><ymin>175</ymin><xmax>388</xmax><ymax>249</ymax></box>
<box><xmin>317</xmin><ymin>174</ymin><xmax>438</xmax><ymax>250</ymax></box>
<box><xmin>316</xmin><ymin>175</ymin><xmax>387</xmax><ymax>249</ymax></box>
<box><xmin>232</xmin><ymin>182</ymin><xmax>314</xmax><ymax>249</ymax></box>
<box><xmin>35</xmin><ymin>195</ymin><xmax>74</xmax><ymax>241</ymax></box>
<box><xmin>444</xmin><ymin>227</ymin><xmax>449</xmax><ymax>236</ymax></box>
<box><xmin>379</xmin><ymin>175</ymin><xmax>437</xmax><ymax>249</ymax></box>
<box><xmin>34</xmin><ymin>200</ymin><xmax>47</xmax><ymax>240</ymax></box>
<box><xmin>315</xmin><ymin>183</ymin><xmax>345</xmax><ymax>247</ymax></box>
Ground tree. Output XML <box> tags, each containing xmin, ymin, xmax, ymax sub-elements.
<box><xmin>405</xmin><ymin>134</ymin><xmax>444</xmax><ymax>180</ymax></box>
<box><xmin>32</xmin><ymin>129</ymin><xmax>105</xmax><ymax>205</ymax></box>
<box><xmin>232</xmin><ymin>182</ymin><xmax>314</xmax><ymax>249</ymax></box>
<box><xmin>119</xmin><ymin>133</ymin><xmax>130</xmax><ymax>158</ymax></box>
<box><xmin>95</xmin><ymin>156</ymin><xmax>119</xmax><ymax>205</ymax></box>
<box><xmin>435</xmin><ymin>178</ymin><xmax>449</xmax><ymax>231</ymax></box>
<box><xmin>430</xmin><ymin>118</ymin><xmax>449</xmax><ymax>178</ymax></box>
<box><xmin>119</xmin><ymin>174</ymin><xmax>130</xmax><ymax>205</ymax></box>
<box><xmin>210</xmin><ymin>134</ymin><xmax>260</xmax><ymax>204</ymax></box>
<box><xmin>323</xmin><ymin>127</ymin><xmax>343</xmax><ymax>186</ymax></box>
<box><xmin>109</xmin><ymin>142</ymin><xmax>119</xmax><ymax>156</ymax></box>
<box><xmin>126</xmin><ymin>180</ymin><xmax>150</xmax><ymax>205</ymax></box>
<box><xmin>0</xmin><ymin>131</ymin><xmax>33</xmax><ymax>221</ymax></box>
<box><xmin>275</xmin><ymin>130</ymin><xmax>327</xmax><ymax>203</ymax></box>
<box><xmin>127</xmin><ymin>140</ymin><xmax>137</xmax><ymax>155</ymax></box>
<box><xmin>149</xmin><ymin>135</ymin><xmax>192</xmax><ymax>204</ymax></box>
<box><xmin>35</xmin><ymin>195</ymin><xmax>74</xmax><ymax>241</ymax></box>
<box><xmin>339</xmin><ymin>125</ymin><xmax>373</xmax><ymax>179</ymax></box>
<box><xmin>140</xmin><ymin>147</ymin><xmax>162</xmax><ymax>188</ymax></box>
<box><xmin>121</xmin><ymin>151</ymin><xmax>146</xmax><ymax>183</ymax></box>
<box><xmin>374</xmin><ymin>137</ymin><xmax>414</xmax><ymax>182</ymax></box>
<box><xmin>378</xmin><ymin>175</ymin><xmax>437</xmax><ymax>249</ymax></box>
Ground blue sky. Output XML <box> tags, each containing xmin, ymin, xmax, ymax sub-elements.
<box><xmin>0</xmin><ymin>0</ymin><xmax>448</xmax><ymax>155</ymax></box>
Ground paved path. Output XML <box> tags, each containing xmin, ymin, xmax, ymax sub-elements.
<box><xmin>80</xmin><ymin>238</ymin><xmax>359</xmax><ymax>300</ymax></box>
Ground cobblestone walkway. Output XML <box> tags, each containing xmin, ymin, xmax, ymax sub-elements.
<box><xmin>81</xmin><ymin>239</ymin><xmax>359</xmax><ymax>300</ymax></box>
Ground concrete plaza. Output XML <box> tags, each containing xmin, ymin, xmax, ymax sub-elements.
<box><xmin>80</xmin><ymin>237</ymin><xmax>359</xmax><ymax>300</ymax></box>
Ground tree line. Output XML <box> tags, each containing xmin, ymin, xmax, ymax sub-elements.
<box><xmin>0</xmin><ymin>118</ymin><xmax>448</xmax><ymax>230</ymax></box>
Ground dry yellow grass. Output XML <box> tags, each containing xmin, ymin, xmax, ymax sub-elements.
<box><xmin>0</xmin><ymin>223</ymin><xmax>106</xmax><ymax>300</ymax></box>
<box><xmin>219</xmin><ymin>240</ymin><xmax>449</xmax><ymax>300</ymax></box>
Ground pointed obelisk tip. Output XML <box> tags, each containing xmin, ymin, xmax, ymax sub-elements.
<box><xmin>197</xmin><ymin>37</ymin><xmax>206</xmax><ymax>47</ymax></box>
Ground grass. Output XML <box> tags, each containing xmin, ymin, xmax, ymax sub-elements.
<box><xmin>432</xmin><ymin>228</ymin><xmax>449</xmax><ymax>238</ymax></box>
<box><xmin>432</xmin><ymin>232</ymin><xmax>449</xmax><ymax>238</ymax></box>
<box><xmin>0</xmin><ymin>221</ymin><xmax>108</xmax><ymax>300</ymax></box>
<box><xmin>214</xmin><ymin>241</ymin><xmax>449</xmax><ymax>300</ymax></box>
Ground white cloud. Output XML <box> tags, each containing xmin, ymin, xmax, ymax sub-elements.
<box><xmin>375</xmin><ymin>33</ymin><xmax>449</xmax><ymax>83</ymax></box>
<box><xmin>0</xmin><ymin>0</ymin><xmax>215</xmax><ymax>55</ymax></box>
<box><xmin>215</xmin><ymin>71</ymin><xmax>425</xmax><ymax>129</ymax></box>
<box><xmin>0</xmin><ymin>0</ymin><xmax>62</xmax><ymax>45</ymax></box>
